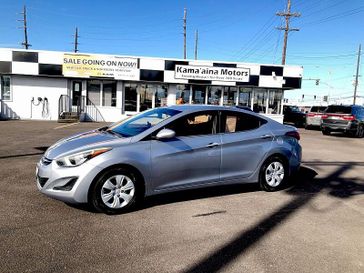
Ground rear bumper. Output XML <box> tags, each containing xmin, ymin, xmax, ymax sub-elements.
<box><xmin>306</xmin><ymin>117</ymin><xmax>321</xmax><ymax>126</ymax></box>
<box><xmin>321</xmin><ymin>121</ymin><xmax>354</xmax><ymax>132</ymax></box>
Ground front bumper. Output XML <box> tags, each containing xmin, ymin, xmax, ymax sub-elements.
<box><xmin>36</xmin><ymin>157</ymin><xmax>103</xmax><ymax>204</ymax></box>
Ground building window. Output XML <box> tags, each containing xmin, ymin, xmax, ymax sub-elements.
<box><xmin>176</xmin><ymin>84</ymin><xmax>190</xmax><ymax>104</ymax></box>
<box><xmin>102</xmin><ymin>81</ymin><xmax>117</xmax><ymax>107</ymax></box>
<box><xmin>208</xmin><ymin>86</ymin><xmax>222</xmax><ymax>105</ymax></box>
<box><xmin>238</xmin><ymin>87</ymin><xmax>252</xmax><ymax>107</ymax></box>
<box><xmin>1</xmin><ymin>76</ymin><xmax>11</xmax><ymax>101</ymax></box>
<box><xmin>155</xmin><ymin>85</ymin><xmax>168</xmax><ymax>107</ymax></box>
<box><xmin>191</xmin><ymin>85</ymin><xmax>206</xmax><ymax>104</ymax></box>
<box><xmin>87</xmin><ymin>80</ymin><xmax>117</xmax><ymax>107</ymax></box>
<box><xmin>139</xmin><ymin>84</ymin><xmax>154</xmax><ymax>111</ymax></box>
<box><xmin>87</xmin><ymin>80</ymin><xmax>101</xmax><ymax>106</ymax></box>
<box><xmin>125</xmin><ymin>83</ymin><xmax>137</xmax><ymax>111</ymax></box>
<box><xmin>253</xmin><ymin>88</ymin><xmax>266</xmax><ymax>113</ymax></box>
<box><xmin>223</xmin><ymin>87</ymin><xmax>238</xmax><ymax>106</ymax></box>
<box><xmin>268</xmin><ymin>89</ymin><xmax>283</xmax><ymax>114</ymax></box>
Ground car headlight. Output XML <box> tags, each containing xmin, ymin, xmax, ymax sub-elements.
<box><xmin>56</xmin><ymin>148</ymin><xmax>112</xmax><ymax>167</ymax></box>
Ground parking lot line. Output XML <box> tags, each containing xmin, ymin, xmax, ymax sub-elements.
<box><xmin>54</xmin><ymin>122</ymin><xmax>80</xmax><ymax>130</ymax></box>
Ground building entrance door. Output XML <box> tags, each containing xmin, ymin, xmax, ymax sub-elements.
<box><xmin>72</xmin><ymin>81</ymin><xmax>82</xmax><ymax>106</ymax></box>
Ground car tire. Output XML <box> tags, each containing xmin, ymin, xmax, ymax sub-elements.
<box><xmin>89</xmin><ymin>167</ymin><xmax>143</xmax><ymax>214</ymax></box>
<box><xmin>259</xmin><ymin>156</ymin><xmax>287</xmax><ymax>192</ymax></box>
<box><xmin>305</xmin><ymin>124</ymin><xmax>311</xmax><ymax>130</ymax></box>
<box><xmin>355</xmin><ymin>124</ymin><xmax>364</xmax><ymax>138</ymax></box>
<box><xmin>322</xmin><ymin>128</ymin><xmax>330</xmax><ymax>135</ymax></box>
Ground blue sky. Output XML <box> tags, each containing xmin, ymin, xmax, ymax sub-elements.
<box><xmin>0</xmin><ymin>0</ymin><xmax>363</xmax><ymax>101</ymax></box>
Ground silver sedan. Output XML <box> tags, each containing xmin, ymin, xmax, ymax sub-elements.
<box><xmin>36</xmin><ymin>105</ymin><xmax>301</xmax><ymax>214</ymax></box>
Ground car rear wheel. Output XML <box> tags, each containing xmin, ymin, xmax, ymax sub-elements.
<box><xmin>355</xmin><ymin>124</ymin><xmax>364</xmax><ymax>138</ymax></box>
<box><xmin>89</xmin><ymin>168</ymin><xmax>142</xmax><ymax>214</ymax></box>
<box><xmin>259</xmin><ymin>156</ymin><xmax>287</xmax><ymax>191</ymax></box>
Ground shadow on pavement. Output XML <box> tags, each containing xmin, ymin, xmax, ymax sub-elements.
<box><xmin>181</xmin><ymin>162</ymin><xmax>364</xmax><ymax>273</ymax></box>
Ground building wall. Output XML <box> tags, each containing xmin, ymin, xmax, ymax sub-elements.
<box><xmin>4</xmin><ymin>75</ymin><xmax>67</xmax><ymax>120</ymax></box>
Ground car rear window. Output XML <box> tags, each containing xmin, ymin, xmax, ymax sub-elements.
<box><xmin>310</xmin><ymin>106</ymin><xmax>326</xmax><ymax>113</ymax></box>
<box><xmin>325</xmin><ymin>105</ymin><xmax>351</xmax><ymax>114</ymax></box>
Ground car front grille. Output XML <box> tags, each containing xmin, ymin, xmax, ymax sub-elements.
<box><xmin>41</xmin><ymin>157</ymin><xmax>52</xmax><ymax>166</ymax></box>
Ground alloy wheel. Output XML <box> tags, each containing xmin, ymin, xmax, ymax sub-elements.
<box><xmin>101</xmin><ymin>175</ymin><xmax>135</xmax><ymax>209</ymax></box>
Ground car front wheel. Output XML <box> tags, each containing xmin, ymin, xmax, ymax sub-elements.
<box><xmin>259</xmin><ymin>156</ymin><xmax>287</xmax><ymax>191</ymax></box>
<box><xmin>89</xmin><ymin>168</ymin><xmax>142</xmax><ymax>214</ymax></box>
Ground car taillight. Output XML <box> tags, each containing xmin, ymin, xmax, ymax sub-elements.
<box><xmin>321</xmin><ymin>114</ymin><xmax>328</xmax><ymax>119</ymax></box>
<box><xmin>307</xmin><ymin>113</ymin><xmax>315</xmax><ymax>117</ymax></box>
<box><xmin>285</xmin><ymin>131</ymin><xmax>300</xmax><ymax>141</ymax></box>
<box><xmin>343</xmin><ymin>115</ymin><xmax>355</xmax><ymax>121</ymax></box>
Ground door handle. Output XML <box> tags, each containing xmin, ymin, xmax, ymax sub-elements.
<box><xmin>206</xmin><ymin>142</ymin><xmax>220</xmax><ymax>148</ymax></box>
<box><xmin>260</xmin><ymin>134</ymin><xmax>273</xmax><ymax>139</ymax></box>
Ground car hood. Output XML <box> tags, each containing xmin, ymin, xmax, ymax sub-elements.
<box><xmin>44</xmin><ymin>129</ymin><xmax>130</xmax><ymax>159</ymax></box>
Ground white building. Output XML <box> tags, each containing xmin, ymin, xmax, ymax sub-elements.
<box><xmin>0</xmin><ymin>48</ymin><xmax>303</xmax><ymax>123</ymax></box>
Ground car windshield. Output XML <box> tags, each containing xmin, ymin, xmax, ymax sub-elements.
<box><xmin>326</xmin><ymin>105</ymin><xmax>351</xmax><ymax>114</ymax></box>
<box><xmin>107</xmin><ymin>108</ymin><xmax>181</xmax><ymax>137</ymax></box>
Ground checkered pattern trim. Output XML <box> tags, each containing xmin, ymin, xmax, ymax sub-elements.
<box><xmin>0</xmin><ymin>49</ymin><xmax>303</xmax><ymax>89</ymax></box>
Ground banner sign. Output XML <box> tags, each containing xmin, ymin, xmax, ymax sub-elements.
<box><xmin>174</xmin><ymin>65</ymin><xmax>250</xmax><ymax>82</ymax></box>
<box><xmin>62</xmin><ymin>54</ymin><xmax>139</xmax><ymax>80</ymax></box>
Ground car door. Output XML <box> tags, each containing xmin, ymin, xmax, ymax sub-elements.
<box><xmin>150</xmin><ymin>110</ymin><xmax>221</xmax><ymax>191</ymax></box>
<box><xmin>220</xmin><ymin>110</ymin><xmax>273</xmax><ymax>180</ymax></box>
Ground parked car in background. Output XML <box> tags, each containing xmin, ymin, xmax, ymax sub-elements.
<box><xmin>305</xmin><ymin>106</ymin><xmax>327</xmax><ymax>129</ymax></box>
<box><xmin>283</xmin><ymin>105</ymin><xmax>306</xmax><ymax>127</ymax></box>
<box><xmin>321</xmin><ymin>105</ymin><xmax>364</xmax><ymax>137</ymax></box>
<box><xmin>36</xmin><ymin>105</ymin><xmax>302</xmax><ymax>214</ymax></box>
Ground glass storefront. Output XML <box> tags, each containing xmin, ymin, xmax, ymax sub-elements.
<box><xmin>223</xmin><ymin>87</ymin><xmax>238</xmax><ymax>106</ymax></box>
<box><xmin>238</xmin><ymin>87</ymin><xmax>252</xmax><ymax>108</ymax></box>
<box><xmin>252</xmin><ymin>89</ymin><xmax>266</xmax><ymax>113</ymax></box>
<box><xmin>139</xmin><ymin>84</ymin><xmax>154</xmax><ymax>111</ymax></box>
<box><xmin>124</xmin><ymin>83</ymin><xmax>137</xmax><ymax>111</ymax></box>
<box><xmin>155</xmin><ymin>85</ymin><xmax>168</xmax><ymax>108</ymax></box>
<box><xmin>121</xmin><ymin>82</ymin><xmax>283</xmax><ymax>116</ymax></box>
<box><xmin>208</xmin><ymin>86</ymin><xmax>222</xmax><ymax>105</ymax></box>
<box><xmin>268</xmin><ymin>89</ymin><xmax>283</xmax><ymax>114</ymax></box>
<box><xmin>192</xmin><ymin>85</ymin><xmax>206</xmax><ymax>104</ymax></box>
<box><xmin>176</xmin><ymin>84</ymin><xmax>190</xmax><ymax>104</ymax></box>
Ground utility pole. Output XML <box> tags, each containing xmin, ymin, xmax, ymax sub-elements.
<box><xmin>276</xmin><ymin>0</ymin><xmax>300</xmax><ymax>65</ymax></box>
<box><xmin>194</xmin><ymin>29</ymin><xmax>198</xmax><ymax>60</ymax></box>
<box><xmin>183</xmin><ymin>8</ymin><xmax>187</xmax><ymax>59</ymax></box>
<box><xmin>73</xmin><ymin>27</ymin><xmax>79</xmax><ymax>53</ymax></box>
<box><xmin>18</xmin><ymin>5</ymin><xmax>31</xmax><ymax>49</ymax></box>
<box><xmin>353</xmin><ymin>44</ymin><xmax>361</xmax><ymax>105</ymax></box>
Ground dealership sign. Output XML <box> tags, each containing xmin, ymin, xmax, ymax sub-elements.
<box><xmin>62</xmin><ymin>54</ymin><xmax>139</xmax><ymax>80</ymax></box>
<box><xmin>175</xmin><ymin>65</ymin><xmax>250</xmax><ymax>82</ymax></box>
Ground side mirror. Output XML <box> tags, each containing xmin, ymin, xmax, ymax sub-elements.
<box><xmin>155</xmin><ymin>128</ymin><xmax>176</xmax><ymax>140</ymax></box>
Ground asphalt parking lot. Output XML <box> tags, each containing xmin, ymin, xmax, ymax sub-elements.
<box><xmin>0</xmin><ymin>120</ymin><xmax>363</xmax><ymax>273</ymax></box>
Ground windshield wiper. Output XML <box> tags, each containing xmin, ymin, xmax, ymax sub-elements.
<box><xmin>98</xmin><ymin>126</ymin><xmax>109</xmax><ymax>131</ymax></box>
<box><xmin>105</xmin><ymin>130</ymin><xmax>126</xmax><ymax>138</ymax></box>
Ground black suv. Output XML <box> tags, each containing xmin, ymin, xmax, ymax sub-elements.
<box><xmin>283</xmin><ymin>105</ymin><xmax>306</xmax><ymax>127</ymax></box>
<box><xmin>321</xmin><ymin>105</ymin><xmax>364</xmax><ymax>137</ymax></box>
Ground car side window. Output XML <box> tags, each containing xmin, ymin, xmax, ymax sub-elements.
<box><xmin>166</xmin><ymin>111</ymin><xmax>218</xmax><ymax>137</ymax></box>
<box><xmin>223</xmin><ymin>111</ymin><xmax>266</xmax><ymax>133</ymax></box>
